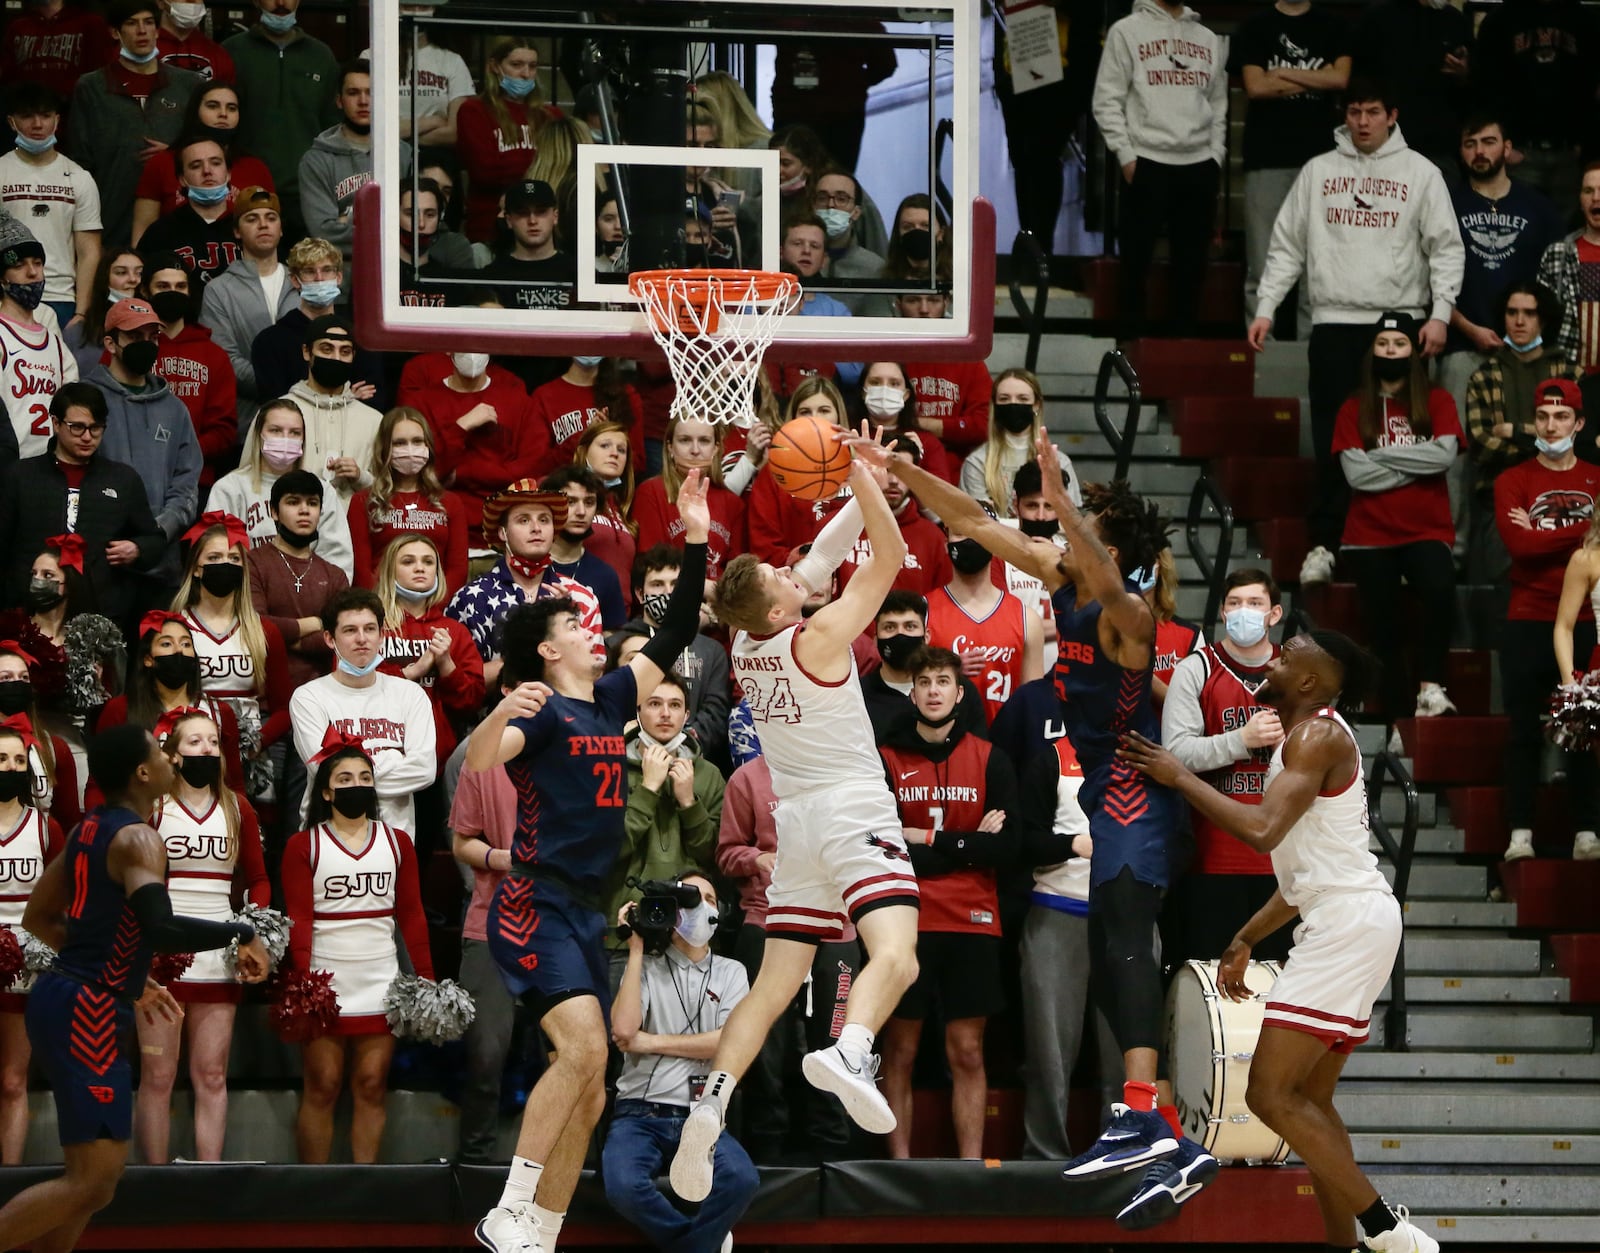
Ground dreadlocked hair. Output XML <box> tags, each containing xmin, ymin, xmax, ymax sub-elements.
<box><xmin>1080</xmin><ymin>480</ymin><xmax>1170</xmax><ymax>579</ymax></box>
<box><xmin>1306</xmin><ymin>629</ymin><xmax>1378</xmax><ymax>716</ymax></box>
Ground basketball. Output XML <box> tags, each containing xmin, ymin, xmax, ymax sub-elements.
<box><xmin>768</xmin><ymin>416</ymin><xmax>852</xmax><ymax>501</ymax></box>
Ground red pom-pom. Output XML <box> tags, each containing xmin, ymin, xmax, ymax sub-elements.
<box><xmin>0</xmin><ymin>929</ymin><xmax>23</xmax><ymax>989</ymax></box>
<box><xmin>149</xmin><ymin>951</ymin><xmax>194</xmax><ymax>985</ymax></box>
<box><xmin>269</xmin><ymin>968</ymin><xmax>341</xmax><ymax>1043</ymax></box>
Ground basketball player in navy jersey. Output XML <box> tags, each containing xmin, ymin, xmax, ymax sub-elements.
<box><xmin>465</xmin><ymin>473</ymin><xmax>712</xmax><ymax>1253</ymax></box>
<box><xmin>1119</xmin><ymin>631</ymin><xmax>1436</xmax><ymax>1253</ymax></box>
<box><xmin>0</xmin><ymin>724</ymin><xmax>268</xmax><ymax>1253</ymax></box>
<box><xmin>851</xmin><ymin>433</ymin><xmax>1216</xmax><ymax>1225</ymax></box>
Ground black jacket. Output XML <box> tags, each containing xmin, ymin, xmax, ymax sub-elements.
<box><xmin>0</xmin><ymin>445</ymin><xmax>165</xmax><ymax>625</ymax></box>
<box><xmin>862</xmin><ymin>665</ymin><xmax>986</xmax><ymax>741</ymax></box>
<box><xmin>876</xmin><ymin>718</ymin><xmax>1021</xmax><ymax>879</ymax></box>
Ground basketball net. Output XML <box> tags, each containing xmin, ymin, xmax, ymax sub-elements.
<box><xmin>627</xmin><ymin>269</ymin><xmax>800</xmax><ymax>426</ymax></box>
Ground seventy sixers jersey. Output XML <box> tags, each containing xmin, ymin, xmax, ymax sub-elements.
<box><xmin>0</xmin><ymin>316</ymin><xmax>73</xmax><ymax>458</ymax></box>
<box><xmin>55</xmin><ymin>808</ymin><xmax>154</xmax><ymax>999</ymax></box>
<box><xmin>1188</xmin><ymin>644</ymin><xmax>1277</xmax><ymax>875</ymax></box>
<box><xmin>926</xmin><ymin>587</ymin><xmax>1027</xmax><ymax>724</ymax></box>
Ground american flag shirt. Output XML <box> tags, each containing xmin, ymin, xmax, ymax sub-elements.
<box><xmin>1577</xmin><ymin>237</ymin><xmax>1600</xmax><ymax>372</ymax></box>
<box><xmin>445</xmin><ymin>556</ymin><xmax>603</xmax><ymax>661</ymax></box>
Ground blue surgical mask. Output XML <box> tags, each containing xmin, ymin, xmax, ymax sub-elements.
<box><xmin>675</xmin><ymin>901</ymin><xmax>716</xmax><ymax>947</ymax></box>
<box><xmin>336</xmin><ymin>653</ymin><xmax>384</xmax><ymax>678</ymax></box>
<box><xmin>816</xmin><ymin>207</ymin><xmax>852</xmax><ymax>239</ymax></box>
<box><xmin>499</xmin><ymin>74</ymin><xmax>537</xmax><ymax>100</ymax></box>
<box><xmin>299</xmin><ymin>279</ymin><xmax>340</xmax><ymax>307</ymax></box>
<box><xmin>1224</xmin><ymin>607</ymin><xmax>1269</xmax><ymax>648</ymax></box>
<box><xmin>1504</xmin><ymin>335</ymin><xmax>1543</xmax><ymax>354</ymax></box>
<box><xmin>12</xmin><ymin>133</ymin><xmax>55</xmax><ymax>155</ymax></box>
<box><xmin>259</xmin><ymin>9</ymin><xmax>297</xmax><ymax>34</ymax></box>
<box><xmin>121</xmin><ymin>42</ymin><xmax>159</xmax><ymax>64</ymax></box>
<box><xmin>1133</xmin><ymin>565</ymin><xmax>1158</xmax><ymax>593</ymax></box>
<box><xmin>185</xmin><ymin>181</ymin><xmax>230</xmax><ymax>206</ymax></box>
<box><xmin>572</xmin><ymin>355</ymin><xmax>603</xmax><ymax>368</ymax></box>
<box><xmin>108</xmin><ymin>288</ymin><xmax>129</xmax><ymax>304</ymax></box>
<box><xmin>1536</xmin><ymin>435</ymin><xmax>1575</xmax><ymax>457</ymax></box>
<box><xmin>395</xmin><ymin>578</ymin><xmax>439</xmax><ymax>602</ymax></box>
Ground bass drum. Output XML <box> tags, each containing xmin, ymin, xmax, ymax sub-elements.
<box><xmin>1165</xmin><ymin>959</ymin><xmax>1289</xmax><ymax>1165</ymax></box>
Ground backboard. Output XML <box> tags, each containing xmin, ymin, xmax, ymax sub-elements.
<box><xmin>355</xmin><ymin>0</ymin><xmax>993</xmax><ymax>362</ymax></box>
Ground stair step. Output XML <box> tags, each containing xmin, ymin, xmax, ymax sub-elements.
<box><xmin>1385</xmin><ymin>861</ymin><xmax>1486</xmax><ymax>899</ymax></box>
<box><xmin>1054</xmin><ymin>430</ymin><xmax>1183</xmax><ymax>459</ymax></box>
<box><xmin>1370</xmin><ymin>826</ymin><xmax>1464</xmax><ymax>856</ymax></box>
<box><xmin>1211</xmin><ymin>455</ymin><xmax>1316</xmax><ymax>522</ymax></box>
<box><xmin>990</xmin><ymin>333</ymin><xmax>1115</xmax><ymax>374</ymax></box>
<box><xmin>1172</xmin><ymin>395</ymin><xmax>1300</xmax><ymax>459</ymax></box>
<box><xmin>1348</xmin><ymin>1132</ymin><xmax>1600</xmax><ymax>1165</ymax></box>
<box><xmin>1404</xmin><ymin>933</ymin><xmax>1541</xmax><ymax>974</ymax></box>
<box><xmin>1352</xmin><ymin>1169</ymin><xmax>1600</xmax><ymax>1211</ymax></box>
<box><xmin>1393</xmin><ymin>716</ymin><xmax>1509</xmax><ymax>786</ymax></box>
<box><xmin>1501</xmin><ymin>859</ymin><xmax>1600</xmax><ymax>929</ymax></box>
<box><xmin>1336</xmin><ymin>1082</ymin><xmax>1600</xmax><ymax>1131</ymax></box>
<box><xmin>1379</xmin><ymin>1215</ymin><xmax>1600</xmax><ymax>1244</ymax></box>
<box><xmin>1069</xmin><ymin>456</ymin><xmax>1199</xmax><ymax>495</ymax></box>
<box><xmin>1402</xmin><ymin>899</ymin><xmax>1519</xmax><ymax>927</ymax></box>
<box><xmin>1124</xmin><ymin>336</ymin><xmax>1254</xmax><ymax>398</ymax></box>
<box><xmin>1343</xmin><ymin>1051</ymin><xmax>1600</xmax><ymax>1081</ymax></box>
<box><xmin>1378</xmin><ymin>786</ymin><xmax>1438</xmax><ymax>827</ymax></box>
<box><xmin>1552</xmin><ymin>933</ymin><xmax>1600</xmax><ymax>1003</ymax></box>
<box><xmin>1389</xmin><ymin>974</ymin><xmax>1569</xmax><ymax>1004</ymax></box>
<box><xmin>1379</xmin><ymin>1007</ymin><xmax>1593</xmax><ymax>1051</ymax></box>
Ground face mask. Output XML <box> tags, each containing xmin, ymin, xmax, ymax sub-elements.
<box><xmin>1504</xmin><ymin>335</ymin><xmax>1543</xmax><ymax>354</ymax></box>
<box><xmin>1133</xmin><ymin>564</ymin><xmax>1160</xmax><ymax>593</ymax></box>
<box><xmin>1018</xmin><ymin>517</ymin><xmax>1059</xmax><ymax>539</ymax></box>
<box><xmin>399</xmin><ymin>228</ymin><xmax>435</xmax><ymax>257</ymax></box>
<box><xmin>337</xmin><ymin>653</ymin><xmax>383</xmax><ymax>678</ymax></box>
<box><xmin>1536</xmin><ymin>435</ymin><xmax>1575</xmax><ymax>457</ymax></box>
<box><xmin>5</xmin><ymin>280</ymin><xmax>44</xmax><ymax>312</ymax></box>
<box><xmin>299</xmin><ymin>279</ymin><xmax>340</xmax><ymax>307</ymax></box>
<box><xmin>177</xmin><ymin>754</ymin><xmax>221</xmax><ymax>788</ymax></box>
<box><xmin>167</xmin><ymin>2</ymin><xmax>207</xmax><ymax>31</ymax></box>
<box><xmin>452</xmin><ymin>352</ymin><xmax>489</xmax><ymax>378</ymax></box>
<box><xmin>674</xmin><ymin>901</ymin><xmax>717</xmax><ymax>947</ymax></box>
<box><xmin>121</xmin><ymin>42</ymin><xmax>160</xmax><ymax>64</ymax></box>
<box><xmin>198</xmin><ymin>561</ymin><xmax>244</xmax><ymax>598</ymax></box>
<box><xmin>26</xmin><ymin>577</ymin><xmax>64</xmax><ymax>611</ymax></box>
<box><xmin>640</xmin><ymin>591</ymin><xmax>671</xmax><ymax>624</ymax></box>
<box><xmin>0</xmin><ymin>681</ymin><xmax>31</xmax><ymax>715</ymax></box>
<box><xmin>948</xmin><ymin>538</ymin><xmax>991</xmax><ymax>575</ymax></box>
<box><xmin>499</xmin><ymin>74</ymin><xmax>537</xmax><ymax>100</ymax></box>
<box><xmin>330</xmin><ymin>784</ymin><xmax>375</xmax><ymax>819</ymax></box>
<box><xmin>863</xmin><ymin>385</ymin><xmax>906</xmax><ymax>417</ymax></box>
<box><xmin>1372</xmin><ymin>354</ymin><xmax>1411</xmax><ymax>383</ymax></box>
<box><xmin>309</xmin><ymin>356</ymin><xmax>352</xmax><ymax>390</ymax></box>
<box><xmin>148</xmin><ymin>290</ymin><xmax>190</xmax><ymax>323</ymax></box>
<box><xmin>900</xmin><ymin>227</ymin><xmax>932</xmax><ymax>262</ymax></box>
<box><xmin>994</xmin><ymin>402</ymin><xmax>1035</xmax><ymax>434</ymax></box>
<box><xmin>918</xmin><ymin>702</ymin><xmax>961</xmax><ymax>729</ymax></box>
<box><xmin>12</xmin><ymin>133</ymin><xmax>55</xmax><ymax>155</ymax></box>
<box><xmin>390</xmin><ymin>449</ymin><xmax>429</xmax><ymax>477</ymax></box>
<box><xmin>876</xmin><ymin>632</ymin><xmax>922</xmax><ymax>673</ymax></box>
<box><xmin>274</xmin><ymin>519</ymin><xmax>315</xmax><ymax>549</ymax></box>
<box><xmin>0</xmin><ymin>771</ymin><xmax>29</xmax><ymax>804</ymax></box>
<box><xmin>149</xmin><ymin>652</ymin><xmax>200</xmax><ymax>690</ymax></box>
<box><xmin>185</xmin><ymin>180</ymin><xmax>230</xmax><ymax>206</ymax></box>
<box><xmin>259</xmin><ymin>9</ymin><xmax>297</xmax><ymax>34</ymax></box>
<box><xmin>120</xmin><ymin>338</ymin><xmax>160</xmax><ymax>376</ymax></box>
<box><xmin>816</xmin><ymin>207</ymin><xmax>852</xmax><ymax>239</ymax></box>
<box><xmin>572</xmin><ymin>356</ymin><xmax>603</xmax><ymax>368</ymax></box>
<box><xmin>778</xmin><ymin>172</ymin><xmax>807</xmax><ymax>195</ymax></box>
<box><xmin>107</xmin><ymin>288</ymin><xmax>130</xmax><ymax>304</ymax></box>
<box><xmin>506</xmin><ymin>551</ymin><xmax>548</xmax><ymax>579</ymax></box>
<box><xmin>396</xmin><ymin>576</ymin><xmax>439</xmax><ymax>602</ymax></box>
<box><xmin>1224</xmin><ymin>607</ymin><xmax>1269</xmax><ymax>648</ymax></box>
<box><xmin>261</xmin><ymin>435</ymin><xmax>302</xmax><ymax>470</ymax></box>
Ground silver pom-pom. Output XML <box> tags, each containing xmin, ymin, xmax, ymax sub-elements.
<box><xmin>223</xmin><ymin>905</ymin><xmax>291</xmax><ymax>977</ymax></box>
<box><xmin>63</xmin><ymin>614</ymin><xmax>126</xmax><ymax>710</ymax></box>
<box><xmin>383</xmin><ymin>973</ymin><xmax>476</xmax><ymax>1045</ymax></box>
<box><xmin>20</xmin><ymin>930</ymin><xmax>55</xmax><ymax>975</ymax></box>
<box><xmin>1546</xmin><ymin>674</ymin><xmax>1600</xmax><ymax>750</ymax></box>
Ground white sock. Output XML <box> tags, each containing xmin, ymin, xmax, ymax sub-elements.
<box><xmin>532</xmin><ymin>1203</ymin><xmax>565</xmax><ymax>1247</ymax></box>
<box><xmin>836</xmin><ymin>1022</ymin><xmax>875</xmax><ymax>1066</ymax></box>
<box><xmin>1510</xmin><ymin>827</ymin><xmax>1532</xmax><ymax>841</ymax></box>
<box><xmin>702</xmin><ymin>1069</ymin><xmax>736</xmax><ymax>1108</ymax></box>
<box><xmin>499</xmin><ymin>1155</ymin><xmax>543</xmax><ymax>1208</ymax></box>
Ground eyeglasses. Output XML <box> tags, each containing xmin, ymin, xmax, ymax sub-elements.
<box><xmin>813</xmin><ymin>191</ymin><xmax>855</xmax><ymax>208</ymax></box>
<box><xmin>59</xmin><ymin>421</ymin><xmax>106</xmax><ymax>437</ymax></box>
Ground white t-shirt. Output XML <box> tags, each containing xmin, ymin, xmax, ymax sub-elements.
<box><xmin>362</xmin><ymin>42</ymin><xmax>475</xmax><ymax>124</ymax></box>
<box><xmin>0</xmin><ymin>150</ymin><xmax>103</xmax><ymax>304</ymax></box>
<box><xmin>257</xmin><ymin>264</ymin><xmax>286</xmax><ymax>315</ymax></box>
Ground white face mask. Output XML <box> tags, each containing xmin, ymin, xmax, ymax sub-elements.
<box><xmin>390</xmin><ymin>449</ymin><xmax>429</xmax><ymax>477</ymax></box>
<box><xmin>167</xmin><ymin>2</ymin><xmax>208</xmax><ymax>31</ymax></box>
<box><xmin>452</xmin><ymin>351</ymin><xmax>489</xmax><ymax>379</ymax></box>
<box><xmin>675</xmin><ymin>901</ymin><xmax>717</xmax><ymax>947</ymax></box>
<box><xmin>863</xmin><ymin>384</ymin><xmax>906</xmax><ymax>417</ymax></box>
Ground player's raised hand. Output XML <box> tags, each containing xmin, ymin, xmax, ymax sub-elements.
<box><xmin>1116</xmin><ymin>730</ymin><xmax>1184</xmax><ymax>786</ymax></box>
<box><xmin>499</xmin><ymin>682</ymin><xmax>554</xmax><ymax>721</ymax></box>
<box><xmin>675</xmin><ymin>468</ymin><xmax>712</xmax><ymax>545</ymax></box>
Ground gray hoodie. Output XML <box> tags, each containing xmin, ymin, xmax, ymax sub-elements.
<box><xmin>298</xmin><ymin>125</ymin><xmax>412</xmax><ymax>260</ymax></box>
<box><xmin>200</xmin><ymin>258</ymin><xmax>300</xmax><ymax>415</ymax></box>
<box><xmin>1092</xmin><ymin>0</ymin><xmax>1228</xmax><ymax>168</ymax></box>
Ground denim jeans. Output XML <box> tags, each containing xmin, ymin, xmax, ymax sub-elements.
<box><xmin>601</xmin><ymin>1100</ymin><xmax>760</xmax><ymax>1253</ymax></box>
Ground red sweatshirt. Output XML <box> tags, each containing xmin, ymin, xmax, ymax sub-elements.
<box><xmin>159</xmin><ymin>322</ymin><xmax>238</xmax><ymax>486</ymax></box>
<box><xmin>346</xmin><ymin>487</ymin><xmax>472</xmax><ymax>592</ymax></box>
<box><xmin>632</xmin><ymin>476</ymin><xmax>746</xmax><ymax>579</ymax></box>
<box><xmin>414</xmin><ymin>370</ymin><xmax>545</xmax><ymax>543</ymax></box>
<box><xmin>746</xmin><ymin>466</ymin><xmax>832</xmax><ymax>564</ymax></box>
<box><xmin>378</xmin><ymin>608</ymin><xmax>486</xmax><ymax>764</ymax></box>
<box><xmin>909</xmin><ymin>360</ymin><xmax>993</xmax><ymax>455</ymax></box>
<box><xmin>526</xmin><ymin>375</ymin><xmax>643</xmax><ymax>477</ymax></box>
<box><xmin>455</xmin><ymin>97</ymin><xmax>553</xmax><ymax>242</ymax></box>
<box><xmin>1494</xmin><ymin>456</ymin><xmax>1600</xmax><ymax>621</ymax></box>
<box><xmin>588</xmin><ymin>509</ymin><xmax>636</xmax><ymax>614</ymax></box>
<box><xmin>1333</xmin><ymin>390</ymin><xmax>1462</xmax><ymax>550</ymax></box>
<box><xmin>2</xmin><ymin>7</ymin><xmax>113</xmax><ymax>115</ymax></box>
<box><xmin>836</xmin><ymin>498</ymin><xmax>954</xmax><ymax>597</ymax></box>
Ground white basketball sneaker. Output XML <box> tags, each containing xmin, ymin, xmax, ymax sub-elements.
<box><xmin>669</xmin><ymin>1096</ymin><xmax>725</xmax><ymax>1204</ymax></box>
<box><xmin>1363</xmin><ymin>1206</ymin><xmax>1440</xmax><ymax>1253</ymax></box>
<box><xmin>1574</xmin><ymin>831</ymin><xmax>1600</xmax><ymax>860</ymax></box>
<box><xmin>802</xmin><ymin>1044</ymin><xmax>897</xmax><ymax>1134</ymax></box>
<box><xmin>1299</xmin><ymin>545</ymin><xmax>1335</xmax><ymax>586</ymax></box>
<box><xmin>475</xmin><ymin>1202</ymin><xmax>542</xmax><ymax>1253</ymax></box>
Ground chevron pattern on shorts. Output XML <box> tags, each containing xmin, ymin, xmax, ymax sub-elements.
<box><xmin>69</xmin><ymin>988</ymin><xmax>118</xmax><ymax>1076</ymax></box>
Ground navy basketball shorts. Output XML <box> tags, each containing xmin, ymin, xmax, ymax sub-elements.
<box><xmin>487</xmin><ymin>878</ymin><xmax>611</xmax><ymax>1020</ymax></box>
<box><xmin>27</xmin><ymin>972</ymin><xmax>134</xmax><ymax>1145</ymax></box>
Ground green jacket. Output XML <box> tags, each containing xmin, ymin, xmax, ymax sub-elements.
<box><xmin>221</xmin><ymin>24</ymin><xmax>341</xmax><ymax>204</ymax></box>
<box><xmin>604</xmin><ymin>731</ymin><xmax>725</xmax><ymax>949</ymax></box>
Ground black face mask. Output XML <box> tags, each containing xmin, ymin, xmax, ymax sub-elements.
<box><xmin>877</xmin><ymin>632</ymin><xmax>923</xmax><ymax>673</ymax></box>
<box><xmin>178</xmin><ymin>754</ymin><xmax>221</xmax><ymax>788</ymax></box>
<box><xmin>120</xmin><ymin>338</ymin><xmax>160</xmax><ymax>376</ymax></box>
<box><xmin>309</xmin><ymin>355</ymin><xmax>352</xmax><ymax>390</ymax></box>
<box><xmin>147</xmin><ymin>290</ymin><xmax>191</xmax><ymax>324</ymax></box>
<box><xmin>900</xmin><ymin>227</ymin><xmax>932</xmax><ymax>262</ymax></box>
<box><xmin>0</xmin><ymin>681</ymin><xmax>31</xmax><ymax>716</ymax></box>
<box><xmin>948</xmin><ymin>538</ymin><xmax>992</xmax><ymax>575</ymax></box>
<box><xmin>1372</xmin><ymin>354</ymin><xmax>1411</xmax><ymax>383</ymax></box>
<box><xmin>198</xmin><ymin>562</ymin><xmax>244</xmax><ymax>598</ymax></box>
<box><xmin>994</xmin><ymin>402</ymin><xmax>1035</xmax><ymax>434</ymax></box>
<box><xmin>149</xmin><ymin>652</ymin><xmax>200</xmax><ymax>691</ymax></box>
<box><xmin>0</xmin><ymin>771</ymin><xmax>29</xmax><ymax>804</ymax></box>
<box><xmin>331</xmin><ymin>784</ymin><xmax>376</xmax><ymax>820</ymax></box>
<box><xmin>1019</xmin><ymin>516</ymin><xmax>1060</xmax><ymax>539</ymax></box>
<box><xmin>274</xmin><ymin>520</ymin><xmax>315</xmax><ymax>550</ymax></box>
<box><xmin>26</xmin><ymin>578</ymin><xmax>64</xmax><ymax>612</ymax></box>
<box><xmin>918</xmin><ymin>703</ymin><xmax>961</xmax><ymax>729</ymax></box>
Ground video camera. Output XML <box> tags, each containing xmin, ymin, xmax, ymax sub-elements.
<box><xmin>615</xmin><ymin>877</ymin><xmax>704</xmax><ymax>955</ymax></box>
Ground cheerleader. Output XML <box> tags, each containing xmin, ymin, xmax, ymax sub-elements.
<box><xmin>135</xmin><ymin>709</ymin><xmax>269</xmax><ymax>1164</ymax></box>
<box><xmin>0</xmin><ymin>721</ymin><xmax>61</xmax><ymax>1163</ymax></box>
<box><xmin>281</xmin><ymin>738</ymin><xmax>433</xmax><ymax>1163</ymax></box>
<box><xmin>0</xmin><ymin>645</ymin><xmax>79</xmax><ymax>831</ymax></box>
<box><xmin>171</xmin><ymin>514</ymin><xmax>291</xmax><ymax>801</ymax></box>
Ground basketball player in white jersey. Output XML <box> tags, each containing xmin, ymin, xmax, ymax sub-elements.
<box><xmin>668</xmin><ymin>445</ymin><xmax>920</xmax><ymax>1205</ymax></box>
<box><xmin>0</xmin><ymin>219</ymin><xmax>75</xmax><ymax>459</ymax></box>
<box><xmin>1117</xmin><ymin>629</ymin><xmax>1438</xmax><ymax>1253</ymax></box>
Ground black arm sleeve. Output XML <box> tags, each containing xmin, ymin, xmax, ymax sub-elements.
<box><xmin>927</xmin><ymin>743</ymin><xmax>1023</xmax><ymax>868</ymax></box>
<box><xmin>1014</xmin><ymin>752</ymin><xmax>1078</xmax><ymax>866</ymax></box>
<box><xmin>641</xmin><ymin>542</ymin><xmax>709</xmax><ymax>674</ymax></box>
<box><xmin>129</xmin><ymin>882</ymin><xmax>255</xmax><ymax>954</ymax></box>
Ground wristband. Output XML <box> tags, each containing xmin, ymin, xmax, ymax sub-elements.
<box><xmin>483</xmin><ymin>844</ymin><xmax>494</xmax><ymax>871</ymax></box>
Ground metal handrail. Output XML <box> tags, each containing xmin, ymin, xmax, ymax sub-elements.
<box><xmin>1367</xmin><ymin>750</ymin><xmax>1421</xmax><ymax>1051</ymax></box>
<box><xmin>1184</xmin><ymin>474</ymin><xmax>1235</xmax><ymax>636</ymax></box>
<box><xmin>1007</xmin><ymin>230</ymin><xmax>1051</xmax><ymax>374</ymax></box>
<box><xmin>933</xmin><ymin>118</ymin><xmax>955</xmax><ymax>224</ymax></box>
<box><xmin>1093</xmin><ymin>349</ymin><xmax>1141</xmax><ymax>481</ymax></box>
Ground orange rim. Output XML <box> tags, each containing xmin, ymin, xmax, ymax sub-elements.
<box><xmin>629</xmin><ymin>268</ymin><xmax>795</xmax><ymax>336</ymax></box>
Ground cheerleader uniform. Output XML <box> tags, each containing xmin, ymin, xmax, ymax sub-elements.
<box><xmin>152</xmin><ymin>792</ymin><xmax>270</xmax><ymax>1003</ymax></box>
<box><xmin>182</xmin><ymin>611</ymin><xmax>293</xmax><ymax>755</ymax></box>
<box><xmin>0</xmin><ymin>807</ymin><xmax>61</xmax><ymax>1013</ymax></box>
<box><xmin>94</xmin><ymin>693</ymin><xmax>246</xmax><ymax>794</ymax></box>
<box><xmin>28</xmin><ymin>738</ymin><xmax>79</xmax><ymax>834</ymax></box>
<box><xmin>281</xmin><ymin>821</ymin><xmax>434</xmax><ymax>1035</ymax></box>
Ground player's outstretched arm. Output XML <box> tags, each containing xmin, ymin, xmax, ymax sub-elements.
<box><xmin>630</xmin><ymin>470</ymin><xmax>711</xmax><ymax>696</ymax></box>
<box><xmin>1118</xmin><ymin>718</ymin><xmax>1353</xmax><ymax>853</ymax></box>
<box><xmin>110</xmin><ymin>826</ymin><xmax>263</xmax><ymax>963</ymax></box>
<box><xmin>802</xmin><ymin>457</ymin><xmax>908</xmax><ymax>657</ymax></box>
<box><xmin>464</xmin><ymin>683</ymin><xmax>551</xmax><ymax>771</ymax></box>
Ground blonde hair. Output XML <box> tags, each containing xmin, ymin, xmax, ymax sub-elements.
<box><xmin>483</xmin><ymin>36</ymin><xmax>544</xmax><ymax>150</ymax></box>
<box><xmin>172</xmin><ymin>528</ymin><xmax>269</xmax><ymax>697</ymax></box>
<box><xmin>982</xmin><ymin>367</ymin><xmax>1043</xmax><ymax>512</ymax></box>
<box><xmin>160</xmin><ymin>711</ymin><xmax>240</xmax><ymax>864</ymax></box>
<box><xmin>375</xmin><ymin>533</ymin><xmax>448</xmax><ymax>629</ymax></box>
<box><xmin>712</xmin><ymin>553</ymin><xmax>773</xmax><ymax>634</ymax></box>
<box><xmin>662</xmin><ymin>415</ymin><xmax>727</xmax><ymax>498</ymax></box>
<box><xmin>241</xmin><ymin>397</ymin><xmax>309</xmax><ymax>493</ymax></box>
<box><xmin>785</xmin><ymin>375</ymin><xmax>848</xmax><ymax>427</ymax></box>
<box><xmin>575</xmin><ymin>419</ymin><xmax>636</xmax><ymax>523</ymax></box>
<box><xmin>525</xmin><ymin>113</ymin><xmax>590</xmax><ymax>206</ymax></box>
<box><xmin>366</xmin><ymin>407</ymin><xmax>446</xmax><ymax>527</ymax></box>
<box><xmin>285</xmin><ymin>238</ymin><xmax>341</xmax><ymax>274</ymax></box>
<box><xmin>692</xmin><ymin>73</ymin><xmax>771</xmax><ymax>150</ymax></box>
<box><xmin>1147</xmin><ymin>549</ymin><xmax>1179</xmax><ymax>623</ymax></box>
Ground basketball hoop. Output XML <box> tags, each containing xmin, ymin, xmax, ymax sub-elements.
<box><xmin>628</xmin><ymin>268</ymin><xmax>799</xmax><ymax>426</ymax></box>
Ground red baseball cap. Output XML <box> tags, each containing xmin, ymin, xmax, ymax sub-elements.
<box><xmin>104</xmin><ymin>298</ymin><xmax>160</xmax><ymax>333</ymax></box>
<box><xmin>1536</xmin><ymin>377</ymin><xmax>1584</xmax><ymax>415</ymax></box>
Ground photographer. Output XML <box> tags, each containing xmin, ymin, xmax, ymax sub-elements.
<box><xmin>605</xmin><ymin>873</ymin><xmax>758</xmax><ymax>1253</ymax></box>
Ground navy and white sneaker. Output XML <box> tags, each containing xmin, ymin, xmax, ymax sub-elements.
<box><xmin>1115</xmin><ymin>1136</ymin><xmax>1220</xmax><ymax>1229</ymax></box>
<box><xmin>1060</xmin><ymin>1103</ymin><xmax>1179</xmax><ymax>1180</ymax></box>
